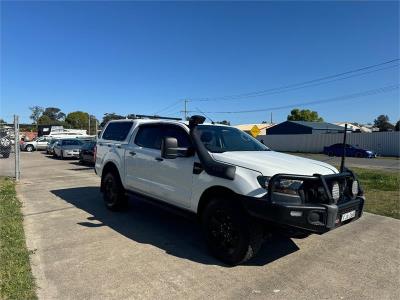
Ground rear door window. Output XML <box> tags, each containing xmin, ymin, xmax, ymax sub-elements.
<box><xmin>134</xmin><ymin>125</ymin><xmax>164</xmax><ymax>149</ymax></box>
<box><xmin>102</xmin><ymin>122</ymin><xmax>133</xmax><ymax>141</ymax></box>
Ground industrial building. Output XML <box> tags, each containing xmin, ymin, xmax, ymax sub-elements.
<box><xmin>267</xmin><ymin>121</ymin><xmax>345</xmax><ymax>135</ymax></box>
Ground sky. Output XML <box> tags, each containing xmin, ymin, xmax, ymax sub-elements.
<box><xmin>1</xmin><ymin>1</ymin><xmax>399</xmax><ymax>125</ymax></box>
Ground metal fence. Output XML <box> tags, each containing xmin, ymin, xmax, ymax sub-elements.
<box><xmin>257</xmin><ymin>131</ymin><xmax>400</xmax><ymax>157</ymax></box>
<box><xmin>0</xmin><ymin>115</ymin><xmax>20</xmax><ymax>180</ymax></box>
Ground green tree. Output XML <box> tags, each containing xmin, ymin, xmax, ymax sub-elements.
<box><xmin>29</xmin><ymin>106</ymin><xmax>44</xmax><ymax>128</ymax></box>
<box><xmin>374</xmin><ymin>114</ymin><xmax>394</xmax><ymax>132</ymax></box>
<box><xmin>100</xmin><ymin>113</ymin><xmax>125</xmax><ymax>127</ymax></box>
<box><xmin>42</xmin><ymin>107</ymin><xmax>66</xmax><ymax>123</ymax></box>
<box><xmin>65</xmin><ymin>112</ymin><xmax>99</xmax><ymax>134</ymax></box>
<box><xmin>37</xmin><ymin>115</ymin><xmax>54</xmax><ymax>125</ymax></box>
<box><xmin>65</xmin><ymin>111</ymin><xmax>89</xmax><ymax>129</ymax></box>
<box><xmin>395</xmin><ymin>120</ymin><xmax>400</xmax><ymax>131</ymax></box>
<box><xmin>287</xmin><ymin>108</ymin><xmax>324</xmax><ymax>122</ymax></box>
<box><xmin>216</xmin><ymin>120</ymin><xmax>231</xmax><ymax>125</ymax></box>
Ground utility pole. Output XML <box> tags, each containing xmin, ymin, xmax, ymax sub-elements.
<box><xmin>88</xmin><ymin>114</ymin><xmax>91</xmax><ymax>135</ymax></box>
<box><xmin>270</xmin><ymin>112</ymin><xmax>273</xmax><ymax>124</ymax></box>
<box><xmin>184</xmin><ymin>99</ymin><xmax>189</xmax><ymax>120</ymax></box>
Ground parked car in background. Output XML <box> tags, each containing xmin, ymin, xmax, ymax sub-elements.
<box><xmin>53</xmin><ymin>139</ymin><xmax>84</xmax><ymax>159</ymax></box>
<box><xmin>21</xmin><ymin>136</ymin><xmax>52</xmax><ymax>152</ymax></box>
<box><xmin>0</xmin><ymin>130</ymin><xmax>12</xmax><ymax>158</ymax></box>
<box><xmin>46</xmin><ymin>139</ymin><xmax>59</xmax><ymax>155</ymax></box>
<box><xmin>323</xmin><ymin>143</ymin><xmax>377</xmax><ymax>158</ymax></box>
<box><xmin>79</xmin><ymin>140</ymin><xmax>96</xmax><ymax>165</ymax></box>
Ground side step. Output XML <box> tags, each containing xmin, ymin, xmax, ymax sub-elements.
<box><xmin>125</xmin><ymin>190</ymin><xmax>197</xmax><ymax>221</ymax></box>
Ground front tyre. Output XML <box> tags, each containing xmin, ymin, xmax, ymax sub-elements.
<box><xmin>201</xmin><ymin>198</ymin><xmax>263</xmax><ymax>266</ymax></box>
<box><xmin>26</xmin><ymin>145</ymin><xmax>34</xmax><ymax>152</ymax></box>
<box><xmin>102</xmin><ymin>172</ymin><xmax>126</xmax><ymax>211</ymax></box>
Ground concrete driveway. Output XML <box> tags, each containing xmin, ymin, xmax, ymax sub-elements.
<box><xmin>17</xmin><ymin>152</ymin><xmax>400</xmax><ymax>299</ymax></box>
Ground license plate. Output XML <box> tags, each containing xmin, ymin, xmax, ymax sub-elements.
<box><xmin>341</xmin><ymin>210</ymin><xmax>356</xmax><ymax>222</ymax></box>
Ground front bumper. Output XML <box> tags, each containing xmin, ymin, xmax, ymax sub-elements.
<box><xmin>241</xmin><ymin>170</ymin><xmax>365</xmax><ymax>233</ymax></box>
<box><xmin>243</xmin><ymin>195</ymin><xmax>364</xmax><ymax>233</ymax></box>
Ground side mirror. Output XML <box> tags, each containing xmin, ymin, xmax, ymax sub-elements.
<box><xmin>161</xmin><ymin>137</ymin><xmax>191</xmax><ymax>159</ymax></box>
<box><xmin>161</xmin><ymin>137</ymin><xmax>178</xmax><ymax>159</ymax></box>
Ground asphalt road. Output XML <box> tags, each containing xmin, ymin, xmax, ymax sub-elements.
<box><xmin>289</xmin><ymin>153</ymin><xmax>399</xmax><ymax>172</ymax></box>
<box><xmin>17</xmin><ymin>152</ymin><xmax>400</xmax><ymax>299</ymax></box>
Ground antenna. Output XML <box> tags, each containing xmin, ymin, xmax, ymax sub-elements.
<box><xmin>195</xmin><ymin>107</ymin><xmax>215</xmax><ymax>124</ymax></box>
<box><xmin>340</xmin><ymin>123</ymin><xmax>348</xmax><ymax>172</ymax></box>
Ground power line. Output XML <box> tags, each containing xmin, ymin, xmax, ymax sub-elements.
<box><xmin>189</xmin><ymin>84</ymin><xmax>399</xmax><ymax>114</ymax></box>
<box><xmin>153</xmin><ymin>99</ymin><xmax>183</xmax><ymax>115</ymax></box>
<box><xmin>190</xmin><ymin>59</ymin><xmax>399</xmax><ymax>101</ymax></box>
<box><xmin>194</xmin><ymin>64</ymin><xmax>399</xmax><ymax>102</ymax></box>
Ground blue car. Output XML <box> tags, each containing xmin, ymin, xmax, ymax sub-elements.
<box><xmin>323</xmin><ymin>143</ymin><xmax>377</xmax><ymax>158</ymax></box>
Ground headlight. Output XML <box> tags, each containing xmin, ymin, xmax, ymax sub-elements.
<box><xmin>331</xmin><ymin>182</ymin><xmax>340</xmax><ymax>202</ymax></box>
<box><xmin>257</xmin><ymin>176</ymin><xmax>271</xmax><ymax>189</ymax></box>
<box><xmin>273</xmin><ymin>179</ymin><xmax>303</xmax><ymax>195</ymax></box>
<box><xmin>351</xmin><ymin>180</ymin><xmax>359</xmax><ymax>196</ymax></box>
<box><xmin>270</xmin><ymin>179</ymin><xmax>303</xmax><ymax>204</ymax></box>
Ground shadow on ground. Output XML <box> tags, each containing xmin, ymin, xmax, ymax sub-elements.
<box><xmin>51</xmin><ymin>187</ymin><xmax>299</xmax><ymax>267</ymax></box>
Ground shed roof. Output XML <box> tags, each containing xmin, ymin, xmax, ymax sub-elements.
<box><xmin>287</xmin><ymin>121</ymin><xmax>344</xmax><ymax>130</ymax></box>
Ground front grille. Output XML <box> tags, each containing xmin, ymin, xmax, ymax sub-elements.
<box><xmin>302</xmin><ymin>173</ymin><xmax>357</xmax><ymax>204</ymax></box>
<box><xmin>268</xmin><ymin>171</ymin><xmax>360</xmax><ymax>205</ymax></box>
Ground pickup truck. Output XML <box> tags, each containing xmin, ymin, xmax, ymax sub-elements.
<box><xmin>95</xmin><ymin>115</ymin><xmax>364</xmax><ymax>265</ymax></box>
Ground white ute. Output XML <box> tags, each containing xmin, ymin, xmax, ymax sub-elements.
<box><xmin>95</xmin><ymin>115</ymin><xmax>364</xmax><ymax>265</ymax></box>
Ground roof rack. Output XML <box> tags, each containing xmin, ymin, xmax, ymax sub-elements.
<box><xmin>130</xmin><ymin>114</ymin><xmax>182</xmax><ymax>121</ymax></box>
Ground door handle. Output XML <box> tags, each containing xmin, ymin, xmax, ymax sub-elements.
<box><xmin>155</xmin><ymin>157</ymin><xmax>163</xmax><ymax>161</ymax></box>
<box><xmin>107</xmin><ymin>144</ymin><xmax>111</xmax><ymax>147</ymax></box>
<box><xmin>129</xmin><ymin>151</ymin><xmax>136</xmax><ymax>156</ymax></box>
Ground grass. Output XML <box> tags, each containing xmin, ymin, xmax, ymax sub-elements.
<box><xmin>0</xmin><ymin>177</ymin><xmax>36</xmax><ymax>300</ymax></box>
<box><xmin>351</xmin><ymin>168</ymin><xmax>400</xmax><ymax>219</ymax></box>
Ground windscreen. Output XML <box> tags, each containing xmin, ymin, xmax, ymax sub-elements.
<box><xmin>196</xmin><ymin>125</ymin><xmax>269</xmax><ymax>153</ymax></box>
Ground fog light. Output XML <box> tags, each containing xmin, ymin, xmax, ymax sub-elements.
<box><xmin>332</xmin><ymin>182</ymin><xmax>340</xmax><ymax>203</ymax></box>
<box><xmin>308</xmin><ymin>212</ymin><xmax>320</xmax><ymax>223</ymax></box>
<box><xmin>308</xmin><ymin>211</ymin><xmax>324</xmax><ymax>225</ymax></box>
<box><xmin>351</xmin><ymin>180</ymin><xmax>359</xmax><ymax>196</ymax></box>
<box><xmin>290</xmin><ymin>211</ymin><xmax>303</xmax><ymax>217</ymax></box>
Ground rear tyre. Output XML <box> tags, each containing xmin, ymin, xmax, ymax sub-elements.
<box><xmin>201</xmin><ymin>197</ymin><xmax>263</xmax><ymax>266</ymax></box>
<box><xmin>102</xmin><ymin>172</ymin><xmax>127</xmax><ymax>211</ymax></box>
<box><xmin>328</xmin><ymin>151</ymin><xmax>334</xmax><ymax>157</ymax></box>
<box><xmin>2</xmin><ymin>151</ymin><xmax>10</xmax><ymax>158</ymax></box>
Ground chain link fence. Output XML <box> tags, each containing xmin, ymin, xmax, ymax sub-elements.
<box><xmin>0</xmin><ymin>116</ymin><xmax>20</xmax><ymax>180</ymax></box>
